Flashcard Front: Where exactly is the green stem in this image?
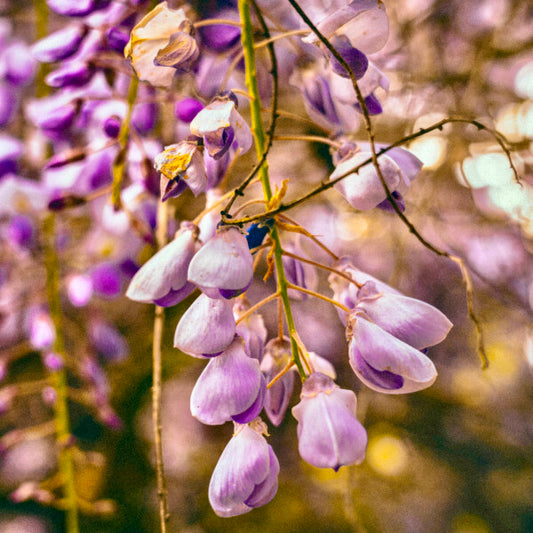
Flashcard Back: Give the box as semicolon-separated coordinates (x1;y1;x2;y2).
111;76;139;210
34;0;50;97
238;0;306;378
43;213;79;533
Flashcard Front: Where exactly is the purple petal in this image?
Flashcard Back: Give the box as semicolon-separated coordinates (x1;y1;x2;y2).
191;338;262;425
356;289;453;349
188;226;253;297
173;294;236;356
292;373;367;470
126;223;200;303
349;317;437;394
232;375;266;424
208;424;275;517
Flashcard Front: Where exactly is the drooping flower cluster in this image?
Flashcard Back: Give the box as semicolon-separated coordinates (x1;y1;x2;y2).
116;0;456;519
7;0;521;527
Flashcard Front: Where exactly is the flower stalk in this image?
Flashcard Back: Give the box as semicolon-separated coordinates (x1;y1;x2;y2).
43;213;79;533
238;0;305;378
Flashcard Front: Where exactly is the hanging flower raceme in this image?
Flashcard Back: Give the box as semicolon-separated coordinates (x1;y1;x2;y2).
189;91;253;159
188;225;254;299
209;419;279;517
292;372;367;471
126;221;200;307
154;139;208;200
190;337;265;425
124;2;199;87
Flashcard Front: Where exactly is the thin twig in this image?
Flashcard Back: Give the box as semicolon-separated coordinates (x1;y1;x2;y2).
153;202;169;532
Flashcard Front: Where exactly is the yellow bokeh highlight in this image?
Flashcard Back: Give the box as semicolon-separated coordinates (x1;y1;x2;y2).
451;513;491;533
367;434;408;476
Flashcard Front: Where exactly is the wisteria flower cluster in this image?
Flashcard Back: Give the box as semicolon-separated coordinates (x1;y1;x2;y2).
118;0;454;518
2;0;530;530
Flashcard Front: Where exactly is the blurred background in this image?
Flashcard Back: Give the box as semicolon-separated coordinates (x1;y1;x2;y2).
0;0;533;532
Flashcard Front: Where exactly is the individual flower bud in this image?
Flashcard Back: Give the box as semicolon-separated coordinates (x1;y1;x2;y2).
354;92;382;115
106;27;129;53
152;20;199;73
126;221;200;306
89;320;128;362
199;12;241;52
132;101;158;135
327;35;368;79
190;337;263;425
330;149;402;211
189;92;253;159
43;351;64;371
90;262;122;298
292;68;342;132
292;372;367;471
174;293;236;357
28;310;56;350
103;115;121;138
282;241;318;301
260;338;294;427
154;140;207;200
6;214;34;249
348;315;438;394
124;2;196;87
45;61;94;88
26;97;79;137
209;419;279;517
3;42;36;86
188;226;254;299
46;0;107;17
32;24;88;63
0;135;22;177
355;281;452;350
307;351;337;379
234;299;267;361
175;98;203;123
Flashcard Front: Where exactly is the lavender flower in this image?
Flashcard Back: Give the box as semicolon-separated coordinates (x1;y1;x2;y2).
154;140;207;200
348;315;438;394
292;372;367;471
32;24;88;63
174;293;236;357
209;419;279;517
126;222;200;306
189;92;253;159
124;2;197;87
260;338;294;427
188;226;254;299
190;337;264;425
330;149;402;211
